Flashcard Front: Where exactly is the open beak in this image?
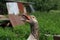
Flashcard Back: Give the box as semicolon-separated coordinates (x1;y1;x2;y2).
22;15;30;20
22;15;31;23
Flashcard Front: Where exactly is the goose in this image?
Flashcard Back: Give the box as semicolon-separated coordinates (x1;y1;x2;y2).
22;15;39;40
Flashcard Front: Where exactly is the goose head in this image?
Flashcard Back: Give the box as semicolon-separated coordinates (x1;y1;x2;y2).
22;15;38;23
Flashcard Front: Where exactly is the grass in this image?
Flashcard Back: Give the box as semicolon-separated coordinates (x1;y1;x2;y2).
31;11;60;40
32;11;60;34
0;11;60;40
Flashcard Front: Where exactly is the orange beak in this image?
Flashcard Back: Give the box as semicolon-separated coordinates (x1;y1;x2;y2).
22;15;30;20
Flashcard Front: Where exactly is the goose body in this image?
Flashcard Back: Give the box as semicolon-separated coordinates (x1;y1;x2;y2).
27;34;37;40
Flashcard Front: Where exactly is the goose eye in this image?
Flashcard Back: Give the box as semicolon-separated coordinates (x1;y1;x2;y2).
33;17;34;18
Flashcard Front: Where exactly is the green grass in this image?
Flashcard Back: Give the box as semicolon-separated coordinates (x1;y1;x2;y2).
32;11;60;34
0;11;60;40
31;11;60;40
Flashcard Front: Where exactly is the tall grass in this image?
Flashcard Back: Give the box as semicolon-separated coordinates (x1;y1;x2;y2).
0;11;60;40
0;24;30;40
31;11;60;40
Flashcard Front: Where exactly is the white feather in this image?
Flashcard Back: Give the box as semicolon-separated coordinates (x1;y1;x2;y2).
27;34;37;40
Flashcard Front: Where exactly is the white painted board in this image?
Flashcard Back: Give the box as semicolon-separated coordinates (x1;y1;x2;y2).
6;2;20;15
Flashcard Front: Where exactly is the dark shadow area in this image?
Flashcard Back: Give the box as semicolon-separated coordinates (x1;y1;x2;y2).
0;20;12;28
0;2;8;15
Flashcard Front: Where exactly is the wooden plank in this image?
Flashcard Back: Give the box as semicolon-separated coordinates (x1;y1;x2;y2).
54;36;60;40
17;2;24;13
17;2;27;15
0;18;9;20
8;14;24;27
8;14;18;26
0;15;9;20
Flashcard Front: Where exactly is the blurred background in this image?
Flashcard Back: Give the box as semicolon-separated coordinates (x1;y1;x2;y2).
0;0;60;40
